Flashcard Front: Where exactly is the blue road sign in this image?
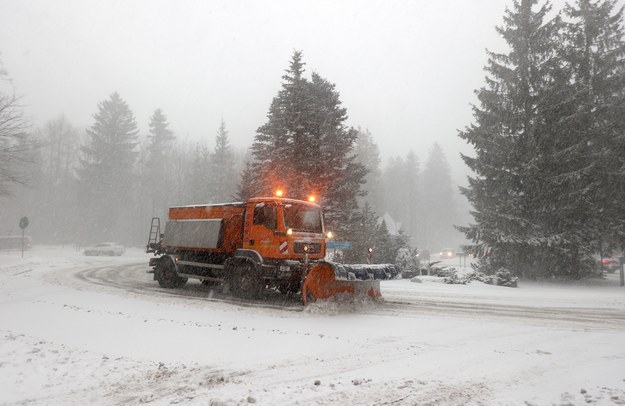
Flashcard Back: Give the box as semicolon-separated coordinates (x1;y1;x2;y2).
327;241;352;250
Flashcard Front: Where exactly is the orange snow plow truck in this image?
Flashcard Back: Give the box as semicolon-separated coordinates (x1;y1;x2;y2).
146;196;399;304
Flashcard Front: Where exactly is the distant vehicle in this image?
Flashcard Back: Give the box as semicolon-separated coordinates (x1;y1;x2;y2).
0;236;32;250
599;257;619;273
439;248;455;259
416;249;430;262
83;242;125;256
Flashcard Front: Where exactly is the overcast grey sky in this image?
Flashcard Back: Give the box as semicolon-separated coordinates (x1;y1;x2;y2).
0;0;580;182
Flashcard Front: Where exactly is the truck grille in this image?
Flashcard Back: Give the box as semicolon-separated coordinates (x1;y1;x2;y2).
294;242;321;254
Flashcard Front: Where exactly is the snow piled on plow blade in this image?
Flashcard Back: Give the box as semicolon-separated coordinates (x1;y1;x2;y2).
301;261;400;305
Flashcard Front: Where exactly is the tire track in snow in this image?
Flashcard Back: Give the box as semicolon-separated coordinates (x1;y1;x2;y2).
380;298;625;330
68;262;304;312
56;261;625;330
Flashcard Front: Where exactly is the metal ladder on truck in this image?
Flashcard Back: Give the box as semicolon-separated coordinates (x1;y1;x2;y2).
146;217;161;253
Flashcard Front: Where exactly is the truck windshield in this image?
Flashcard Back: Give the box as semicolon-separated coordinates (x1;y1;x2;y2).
283;204;323;233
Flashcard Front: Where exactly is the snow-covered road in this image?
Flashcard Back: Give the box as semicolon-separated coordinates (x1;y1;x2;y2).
1;246;624;405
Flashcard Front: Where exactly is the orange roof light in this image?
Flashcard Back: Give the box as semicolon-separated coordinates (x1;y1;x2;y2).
275;189;284;197
307;195;316;202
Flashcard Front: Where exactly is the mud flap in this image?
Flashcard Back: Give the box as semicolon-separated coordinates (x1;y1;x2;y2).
301;261;399;305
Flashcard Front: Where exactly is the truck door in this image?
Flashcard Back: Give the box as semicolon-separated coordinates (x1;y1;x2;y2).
243;203;279;257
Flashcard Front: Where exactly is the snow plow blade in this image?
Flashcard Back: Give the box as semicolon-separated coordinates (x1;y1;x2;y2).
301;261;400;305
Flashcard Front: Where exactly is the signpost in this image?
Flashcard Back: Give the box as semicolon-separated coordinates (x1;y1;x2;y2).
19;216;29;258
618;257;625;286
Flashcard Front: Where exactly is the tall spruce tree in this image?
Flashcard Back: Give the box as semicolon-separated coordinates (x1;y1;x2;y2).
380;156;405;225
354;128;383;212
343;202;380;263
378;152;420;246
342;202;408;264
188;142;211;203
422;143;455;251
563;0;625;255
210;119;237;202
458;0;569;278
402;151;420;245
374;220;394;263
236;160;255;201
248;51;366;236
77;92;139;244
144;109;176;217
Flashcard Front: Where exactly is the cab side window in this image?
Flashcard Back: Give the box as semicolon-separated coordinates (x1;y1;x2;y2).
253;204;277;230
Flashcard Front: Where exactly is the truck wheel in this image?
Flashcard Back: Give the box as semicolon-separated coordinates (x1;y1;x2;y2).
155;257;188;289
277;276;302;295
226;258;263;299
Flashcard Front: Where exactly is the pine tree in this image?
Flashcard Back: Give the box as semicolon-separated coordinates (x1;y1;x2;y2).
170;142;195;206
188;142;211;203
374;220;395;264
458;0;567;277
402;151;420;244
236;159;255;201
210;119;237;202
248;50;366;236
378;152;420;246
343;202;379;263
77;92;139;243
354;127;383;211
250;51;306;197
422;143;455;251
380;156;405;228
342;203;409;264
563;0;625;255
144;109;176;217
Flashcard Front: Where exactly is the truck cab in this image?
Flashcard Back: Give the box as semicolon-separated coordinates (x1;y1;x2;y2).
243;197;326;261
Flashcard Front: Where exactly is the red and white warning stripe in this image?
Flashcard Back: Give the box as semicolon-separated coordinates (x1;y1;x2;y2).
279;241;289;254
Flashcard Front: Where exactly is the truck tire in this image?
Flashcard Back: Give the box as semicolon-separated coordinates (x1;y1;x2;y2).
225;258;263;299
155;257;188;289
277;273;302;294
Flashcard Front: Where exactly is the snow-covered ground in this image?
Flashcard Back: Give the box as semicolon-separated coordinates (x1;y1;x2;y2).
1;246;624;405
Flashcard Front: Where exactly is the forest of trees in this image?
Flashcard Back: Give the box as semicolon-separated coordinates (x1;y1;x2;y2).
0;51;461;264
4;0;622;278
459;0;625;278
0;89;245;246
